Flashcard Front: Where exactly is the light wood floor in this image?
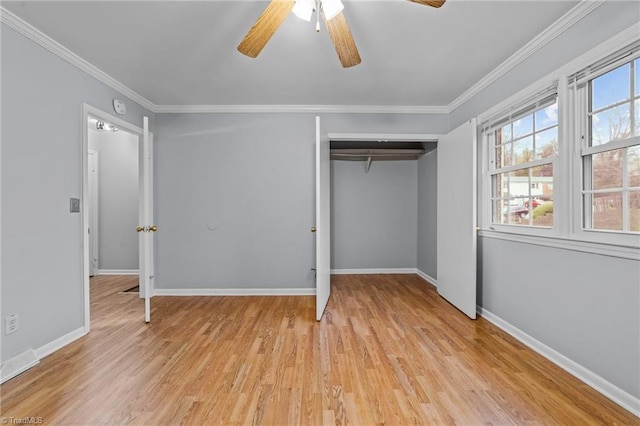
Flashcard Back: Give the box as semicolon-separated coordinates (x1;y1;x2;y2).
0;274;636;425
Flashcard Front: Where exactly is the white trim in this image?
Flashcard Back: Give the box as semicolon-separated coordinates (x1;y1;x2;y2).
34;327;86;360
0;2;608;116
479;230;639;261
416;269;437;287
82;103;145;334
0;327;86;384
330;268;417;275
153;288;316;297
98;269;139;276
154;104;448;114
448;0;605;112
328;133;440;142
0;349;39;384
478;307;640;418
477;23;640;249
0;7;155;112
477;23;640;125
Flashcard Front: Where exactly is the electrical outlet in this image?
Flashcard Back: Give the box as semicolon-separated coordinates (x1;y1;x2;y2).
5;314;18;335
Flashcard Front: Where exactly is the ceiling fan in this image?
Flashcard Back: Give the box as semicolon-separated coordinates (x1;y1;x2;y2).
237;0;446;68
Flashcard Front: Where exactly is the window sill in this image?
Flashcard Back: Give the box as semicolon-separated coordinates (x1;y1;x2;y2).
478;228;640;261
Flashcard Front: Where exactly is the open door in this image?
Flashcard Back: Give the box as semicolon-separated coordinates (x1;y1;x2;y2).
315;116;331;321
437;119;477;319
138;116;155;323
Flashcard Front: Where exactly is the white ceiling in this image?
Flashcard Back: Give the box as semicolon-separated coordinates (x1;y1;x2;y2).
3;0;580;108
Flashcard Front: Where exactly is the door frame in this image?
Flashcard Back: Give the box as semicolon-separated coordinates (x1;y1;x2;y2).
88;149;99;277
81;103;146;333
316;130;440;319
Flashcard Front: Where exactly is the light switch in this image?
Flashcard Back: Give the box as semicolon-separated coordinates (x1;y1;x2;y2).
70;198;80;213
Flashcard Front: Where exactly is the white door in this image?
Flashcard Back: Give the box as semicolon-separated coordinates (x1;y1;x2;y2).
138;117;155;323
88;149;99;277
315;116;331;321
437;119;477;319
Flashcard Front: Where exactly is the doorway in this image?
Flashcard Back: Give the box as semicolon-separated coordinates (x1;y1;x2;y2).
87;117;139;277
82;104;154;331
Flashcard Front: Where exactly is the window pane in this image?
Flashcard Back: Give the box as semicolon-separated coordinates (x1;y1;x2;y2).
531;165;553;227
628;145;640;188
499;143;513;168
508;170;528;200
630;191;640;232
591;104;631;146
513;136;534;165
531;164;553;186
499;125;512;143
591;192;623;231
513;114;533;139
532;199;553;227
535;102;558;129
492;166;553;227
592;149;623;190
635;58;640;97
591;63;630;111
493;199;507;224
634;98;640;136
535;127;558;159
502;201;528;226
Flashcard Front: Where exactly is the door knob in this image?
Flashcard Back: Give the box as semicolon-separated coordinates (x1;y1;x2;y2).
311;226;316;233
150;225;158;232
136;226;144;233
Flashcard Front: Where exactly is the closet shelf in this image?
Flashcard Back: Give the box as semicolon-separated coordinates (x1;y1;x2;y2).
330;148;426;161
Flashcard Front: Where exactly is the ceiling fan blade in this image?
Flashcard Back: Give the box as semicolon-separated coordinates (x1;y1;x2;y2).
407;0;446;8
237;0;295;58
324;12;361;68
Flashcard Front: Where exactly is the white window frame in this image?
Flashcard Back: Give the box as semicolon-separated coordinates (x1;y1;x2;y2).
482;85;559;234
568;43;640;247
477;23;640;259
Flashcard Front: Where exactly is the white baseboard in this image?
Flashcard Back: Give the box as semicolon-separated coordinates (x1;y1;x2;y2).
0;326;86;384
153;288;316;297
34;327;86;360
331;268;417;275
478;307;640;418
0;349;39;384
416;269;437;287
98;269;139;276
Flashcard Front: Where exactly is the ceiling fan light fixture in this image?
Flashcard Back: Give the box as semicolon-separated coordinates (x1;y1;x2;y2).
321;0;344;21
292;0;315;22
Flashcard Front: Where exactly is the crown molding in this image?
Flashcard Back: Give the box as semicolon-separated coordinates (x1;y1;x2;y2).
327;133;440;142
447;0;606;113
153;104;449;114
0;7;156;112
2;1;605;116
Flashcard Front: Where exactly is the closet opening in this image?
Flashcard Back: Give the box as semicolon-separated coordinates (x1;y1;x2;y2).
330;140;437;172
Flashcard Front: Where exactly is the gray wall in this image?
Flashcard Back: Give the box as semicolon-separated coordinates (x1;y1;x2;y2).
89;129;139;271
154;114;317;289
154;112;446;290
331;160;417;270
478;237;640;398
450;0;640;129
1;23;153;362
2;0;638;405
417;151;437;280
448;2;640;399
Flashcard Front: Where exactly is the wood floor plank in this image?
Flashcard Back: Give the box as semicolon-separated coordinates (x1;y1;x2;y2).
0;274;637;425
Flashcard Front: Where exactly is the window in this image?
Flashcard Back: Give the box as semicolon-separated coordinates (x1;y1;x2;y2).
479;33;640;255
484;89;558;228
577;55;640;233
